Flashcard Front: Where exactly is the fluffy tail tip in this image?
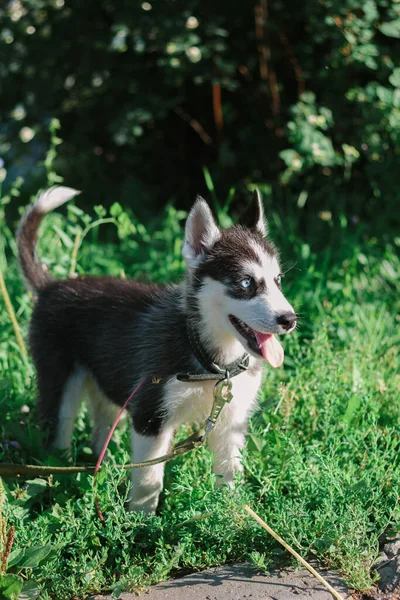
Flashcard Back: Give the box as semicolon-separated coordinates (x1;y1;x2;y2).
35;186;81;214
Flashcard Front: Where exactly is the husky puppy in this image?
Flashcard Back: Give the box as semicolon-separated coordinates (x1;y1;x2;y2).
17;187;296;513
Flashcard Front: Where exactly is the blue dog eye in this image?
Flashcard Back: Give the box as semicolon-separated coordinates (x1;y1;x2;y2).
240;277;253;289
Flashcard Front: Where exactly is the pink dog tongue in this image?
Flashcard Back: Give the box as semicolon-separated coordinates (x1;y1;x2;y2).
255;332;284;368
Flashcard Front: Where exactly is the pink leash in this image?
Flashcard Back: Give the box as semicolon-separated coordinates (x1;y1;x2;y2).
93;377;147;522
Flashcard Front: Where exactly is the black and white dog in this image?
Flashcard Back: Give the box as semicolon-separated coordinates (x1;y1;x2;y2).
17;187;296;513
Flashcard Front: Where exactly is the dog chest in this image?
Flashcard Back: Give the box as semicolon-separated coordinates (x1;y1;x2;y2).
162;368;262;430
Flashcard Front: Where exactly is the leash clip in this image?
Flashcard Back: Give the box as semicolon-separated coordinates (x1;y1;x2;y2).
200;376;233;443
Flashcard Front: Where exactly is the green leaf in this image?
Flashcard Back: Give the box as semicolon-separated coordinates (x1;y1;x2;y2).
7;549;25;568
67;204;85;217
0;574;23;600
376;86;393;105
94;205;107;219
23;479;48;500
300;91;316;104
110;202;123;218
202;166;214;193
343;394;361;424
111;584;123;599
19;580;40;600
8;545;54;569
247;433;266;453
380;19;400;39
279;149;300;167
389;68;400;88
95;468;108;486
51;225;74;249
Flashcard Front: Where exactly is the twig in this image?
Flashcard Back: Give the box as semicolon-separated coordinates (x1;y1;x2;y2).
176;513;213;529
212;82;224;144
174;108;213;145
0;458;175;477
0;464;96;476
69;230;82;277
254;0;280;118
244;505;345;600
279;31;305;97
0;264;28;361
255;3;269;82
318;1;348;42
68;218;116;277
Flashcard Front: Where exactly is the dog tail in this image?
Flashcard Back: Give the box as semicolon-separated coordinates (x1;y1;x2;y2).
17;186;80;291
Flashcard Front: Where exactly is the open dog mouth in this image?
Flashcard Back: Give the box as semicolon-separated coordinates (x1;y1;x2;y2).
229;315;284;368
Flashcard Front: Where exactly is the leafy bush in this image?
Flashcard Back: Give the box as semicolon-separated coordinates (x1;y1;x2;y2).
1;0;399;220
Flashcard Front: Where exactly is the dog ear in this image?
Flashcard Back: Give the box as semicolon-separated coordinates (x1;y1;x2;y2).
239;189;268;236
182;196;220;267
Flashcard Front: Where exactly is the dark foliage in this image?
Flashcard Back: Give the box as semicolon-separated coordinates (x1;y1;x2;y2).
1;0;400;222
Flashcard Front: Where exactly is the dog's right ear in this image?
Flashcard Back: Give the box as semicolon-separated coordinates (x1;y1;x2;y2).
182;196;220;268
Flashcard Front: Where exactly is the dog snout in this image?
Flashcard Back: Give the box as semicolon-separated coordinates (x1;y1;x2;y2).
276;312;297;331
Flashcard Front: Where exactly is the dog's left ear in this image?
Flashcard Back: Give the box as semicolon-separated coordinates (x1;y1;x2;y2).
239;189;268;236
182;196;221;268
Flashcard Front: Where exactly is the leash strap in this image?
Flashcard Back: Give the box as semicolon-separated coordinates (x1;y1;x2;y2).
0;375;234;478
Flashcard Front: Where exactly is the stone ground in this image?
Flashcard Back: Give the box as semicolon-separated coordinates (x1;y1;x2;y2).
373;536;400;597
92;564;351;600
93;536;400;600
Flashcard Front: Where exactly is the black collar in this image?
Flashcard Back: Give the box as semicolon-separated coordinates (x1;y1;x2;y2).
176;320;250;382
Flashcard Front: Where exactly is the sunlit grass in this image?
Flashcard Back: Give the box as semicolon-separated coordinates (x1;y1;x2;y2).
0;191;399;598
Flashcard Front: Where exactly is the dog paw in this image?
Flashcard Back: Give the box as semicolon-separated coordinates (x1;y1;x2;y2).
128;495;158;515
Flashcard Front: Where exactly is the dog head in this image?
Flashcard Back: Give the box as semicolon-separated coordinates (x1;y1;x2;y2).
182;190;296;367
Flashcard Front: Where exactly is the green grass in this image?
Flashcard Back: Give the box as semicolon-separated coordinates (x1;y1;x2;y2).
0;187;400;600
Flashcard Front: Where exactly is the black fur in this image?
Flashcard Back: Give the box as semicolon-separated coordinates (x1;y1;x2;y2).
238;189;267;234
29;278;213;437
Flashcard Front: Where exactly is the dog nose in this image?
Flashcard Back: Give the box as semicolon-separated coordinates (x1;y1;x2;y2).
277;312;297;331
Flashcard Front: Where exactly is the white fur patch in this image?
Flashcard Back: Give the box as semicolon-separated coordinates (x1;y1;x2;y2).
86;377;121;456
53;369;122;456
162;368;262;484
183;197;220;269
53;367;86;450
35;186;80;214
252;189;268;236
196;278;248;364
129;426;174;514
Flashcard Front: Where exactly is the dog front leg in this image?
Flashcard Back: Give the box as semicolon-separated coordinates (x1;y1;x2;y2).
129;426;174;514
207;419;246;487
